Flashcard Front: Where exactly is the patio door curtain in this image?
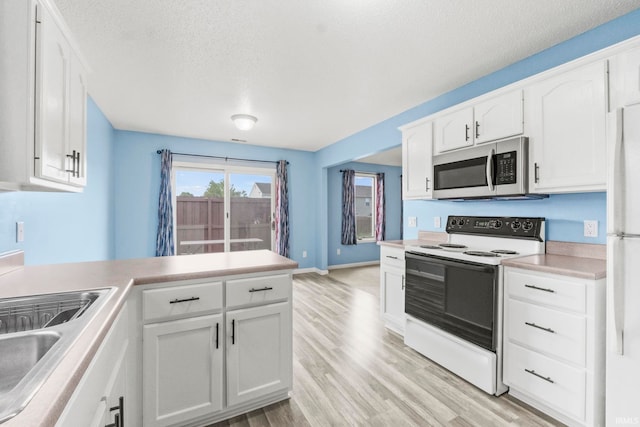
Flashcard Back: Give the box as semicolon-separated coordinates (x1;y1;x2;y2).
156;149;175;256
375;172;385;241
341;169;357;245
275;160;290;258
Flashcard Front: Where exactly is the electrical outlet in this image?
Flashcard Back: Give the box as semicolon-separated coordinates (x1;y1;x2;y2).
337;248;341;255
16;222;24;242
408;217;417;227
584;220;598;237
302;250;307;258
434;216;441;228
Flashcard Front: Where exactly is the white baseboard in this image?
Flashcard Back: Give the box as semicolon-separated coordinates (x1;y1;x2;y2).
293;267;329;275
328;260;379;270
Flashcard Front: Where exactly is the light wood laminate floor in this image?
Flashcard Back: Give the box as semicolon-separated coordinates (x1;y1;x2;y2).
211;267;562;427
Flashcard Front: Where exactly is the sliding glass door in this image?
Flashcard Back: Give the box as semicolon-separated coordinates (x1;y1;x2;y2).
173;164;275;255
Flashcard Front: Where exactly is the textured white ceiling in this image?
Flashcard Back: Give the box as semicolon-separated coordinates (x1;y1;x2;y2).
55;0;640;153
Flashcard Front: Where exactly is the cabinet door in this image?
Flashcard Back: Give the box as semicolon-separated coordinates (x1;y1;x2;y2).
380;264;405;335
526;61;608;193
402;121;433;199
143;314;223;427
434;107;473;153
34;5;70;184
620;46;640;107
227;302;291;407
474;90;523;144
67;54;87;186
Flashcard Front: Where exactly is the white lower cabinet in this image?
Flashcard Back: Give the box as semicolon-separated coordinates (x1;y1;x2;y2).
142;314;223;427
503;267;605;427
227;302;291;406
139;273;293;427
57;301;132;427
379;246;405;335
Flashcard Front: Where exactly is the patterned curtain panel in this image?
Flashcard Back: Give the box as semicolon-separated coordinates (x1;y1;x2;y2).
155;149;175;256
341;169;357;245
275;160;290;258
375;173;385;241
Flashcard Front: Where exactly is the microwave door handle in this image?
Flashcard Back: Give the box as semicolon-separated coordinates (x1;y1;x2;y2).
486;149;495;191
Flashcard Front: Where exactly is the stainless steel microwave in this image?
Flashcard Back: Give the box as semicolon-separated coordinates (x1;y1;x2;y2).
432;137;529;199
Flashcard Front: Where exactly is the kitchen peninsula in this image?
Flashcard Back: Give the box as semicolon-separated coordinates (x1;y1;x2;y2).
0;250;297;427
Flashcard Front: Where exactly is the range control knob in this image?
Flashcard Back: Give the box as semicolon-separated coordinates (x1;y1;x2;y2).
523;220;534;231
458;219;465;226
494;220;503;229
450;218;458;227
511;220;521;230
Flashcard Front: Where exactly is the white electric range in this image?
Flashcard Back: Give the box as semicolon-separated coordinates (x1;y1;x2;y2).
403;215;545;396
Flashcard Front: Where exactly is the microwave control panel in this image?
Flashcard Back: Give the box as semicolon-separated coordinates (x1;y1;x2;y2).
495;151;517;185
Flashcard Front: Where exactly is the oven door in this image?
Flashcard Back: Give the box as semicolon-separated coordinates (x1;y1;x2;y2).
405;252;498;351
432;144;496;199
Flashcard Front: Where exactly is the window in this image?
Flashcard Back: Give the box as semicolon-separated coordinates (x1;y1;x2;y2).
355;173;376;241
172;161;275;255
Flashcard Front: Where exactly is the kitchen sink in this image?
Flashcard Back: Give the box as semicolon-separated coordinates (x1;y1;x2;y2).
0;332;60;395
0;288;114;424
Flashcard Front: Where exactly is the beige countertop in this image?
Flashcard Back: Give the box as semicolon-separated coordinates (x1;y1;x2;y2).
0;250;297;427
501;254;606;280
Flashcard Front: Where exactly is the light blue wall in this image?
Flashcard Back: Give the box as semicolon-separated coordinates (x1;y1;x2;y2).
112;131;317;269
0;98;116;265
312;9;640;268
403;193;607;243
327;162;402;266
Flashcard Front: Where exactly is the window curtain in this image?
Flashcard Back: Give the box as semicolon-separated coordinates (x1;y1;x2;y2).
375;172;385;241
341;169;357;245
155;149;175;256
275;160;290;258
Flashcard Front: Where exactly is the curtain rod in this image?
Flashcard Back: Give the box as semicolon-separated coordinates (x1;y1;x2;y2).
339;169;379;174
157;150;289;165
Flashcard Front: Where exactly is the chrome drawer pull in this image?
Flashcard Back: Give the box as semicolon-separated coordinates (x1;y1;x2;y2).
525;368;554;384
169;296;200;304
386;255;399;259
525;322;556;334
249;287;273;293
524;284;555;293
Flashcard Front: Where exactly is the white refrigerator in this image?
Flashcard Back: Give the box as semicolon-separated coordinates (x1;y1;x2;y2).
606;105;640;425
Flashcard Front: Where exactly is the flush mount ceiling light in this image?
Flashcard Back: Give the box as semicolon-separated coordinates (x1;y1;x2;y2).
231;114;258;131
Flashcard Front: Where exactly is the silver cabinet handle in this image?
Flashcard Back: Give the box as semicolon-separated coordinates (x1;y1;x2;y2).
524;284;555;293
249;286;273;293
169;297;200;304
525;322;555;334
525;368;554;384
386;255;399;260
425;177;430;191
534;163;540;183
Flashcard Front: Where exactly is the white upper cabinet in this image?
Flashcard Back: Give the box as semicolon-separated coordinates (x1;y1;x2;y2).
434;90;523;153
434;107;474;152
474;90;523;144
0;0;88;192
401;120;433;200
526;61;608;193
610;45;640;109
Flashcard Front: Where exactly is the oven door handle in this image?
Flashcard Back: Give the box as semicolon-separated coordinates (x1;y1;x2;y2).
486;148;495;192
405;252;497;273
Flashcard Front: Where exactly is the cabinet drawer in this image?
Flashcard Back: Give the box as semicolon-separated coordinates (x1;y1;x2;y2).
380;246;405;269
506;269;586;313
507;299;586;366
505;343;586;422
226;274;291;308
143;281;222;322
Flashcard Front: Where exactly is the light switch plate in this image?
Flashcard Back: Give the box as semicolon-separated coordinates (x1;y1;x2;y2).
408;217;417;227
434;216;441;228
584;220;598;237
